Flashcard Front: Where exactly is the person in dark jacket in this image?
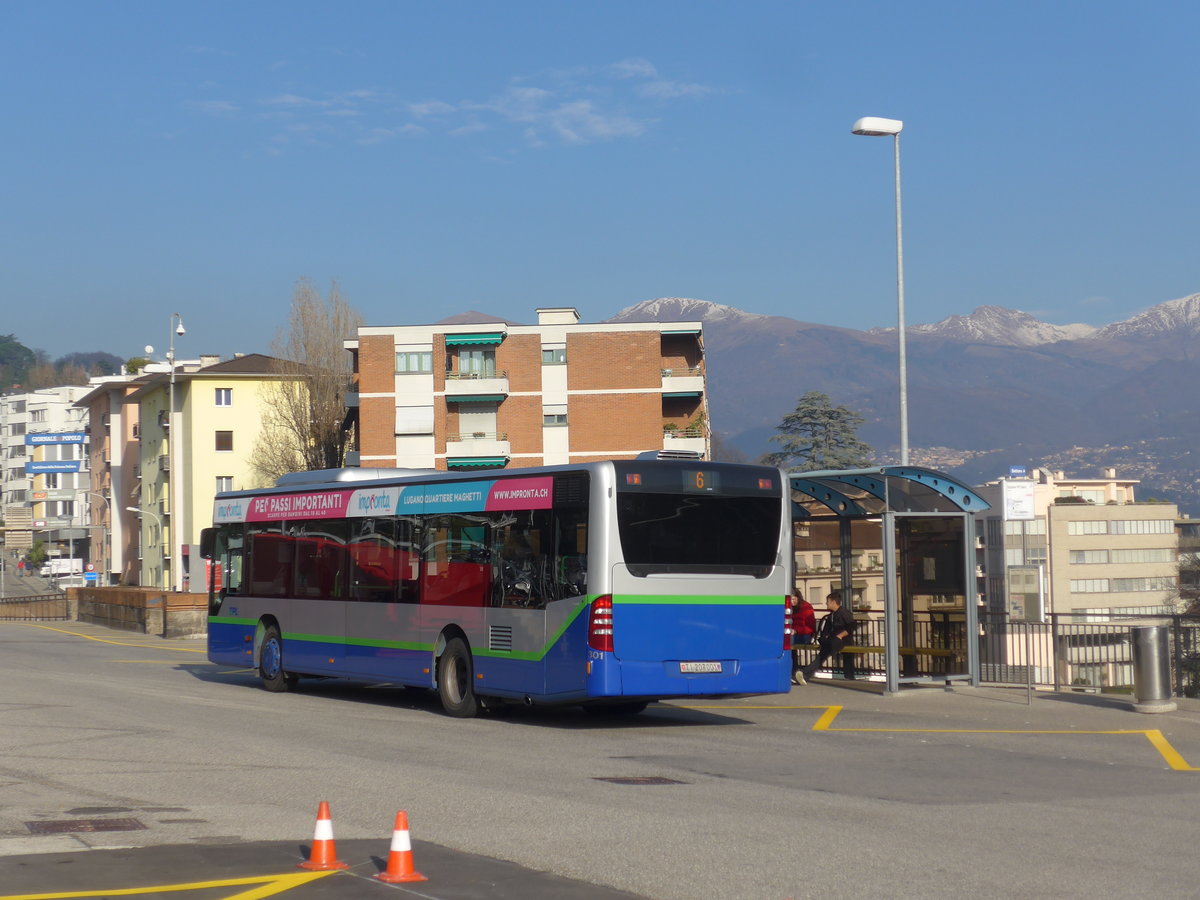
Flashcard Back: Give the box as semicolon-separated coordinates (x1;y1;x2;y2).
800;591;856;682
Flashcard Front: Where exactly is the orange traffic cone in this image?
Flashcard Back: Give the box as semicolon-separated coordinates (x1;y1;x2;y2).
298;801;350;870
375;810;427;883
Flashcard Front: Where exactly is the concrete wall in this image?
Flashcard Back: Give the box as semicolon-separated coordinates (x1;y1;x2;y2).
71;586;207;637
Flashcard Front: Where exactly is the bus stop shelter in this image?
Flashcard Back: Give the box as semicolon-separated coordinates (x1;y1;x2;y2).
789;467;991;693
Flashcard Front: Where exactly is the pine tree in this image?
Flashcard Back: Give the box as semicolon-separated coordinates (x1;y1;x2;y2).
762;391;874;471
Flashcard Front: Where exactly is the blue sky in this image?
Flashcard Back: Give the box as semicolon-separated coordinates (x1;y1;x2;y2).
3;1;1198;362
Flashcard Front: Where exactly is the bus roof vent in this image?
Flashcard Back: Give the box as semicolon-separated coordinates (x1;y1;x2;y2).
635;449;705;461
274;467;437;487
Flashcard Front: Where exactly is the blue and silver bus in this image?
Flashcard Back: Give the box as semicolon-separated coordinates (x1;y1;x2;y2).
201;459;792;716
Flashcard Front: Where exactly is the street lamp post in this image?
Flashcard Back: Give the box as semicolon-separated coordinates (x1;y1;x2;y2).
85;490;111;585
852;116;909;466
127;505;168;634
126;506;166;590
167;313;185;592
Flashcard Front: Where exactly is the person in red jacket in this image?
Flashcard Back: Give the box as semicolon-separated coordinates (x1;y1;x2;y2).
789;592;816;684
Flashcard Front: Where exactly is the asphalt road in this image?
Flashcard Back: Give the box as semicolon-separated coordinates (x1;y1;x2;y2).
4;621;1200;899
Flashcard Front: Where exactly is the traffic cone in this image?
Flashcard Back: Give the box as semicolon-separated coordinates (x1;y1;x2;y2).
375;810;427;883
298;801;350;870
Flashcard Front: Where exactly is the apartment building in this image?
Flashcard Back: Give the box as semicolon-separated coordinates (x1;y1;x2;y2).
976;468;1179;619
124;353;300;590
346;307;708;470
1;385;91;560
74;374;152;585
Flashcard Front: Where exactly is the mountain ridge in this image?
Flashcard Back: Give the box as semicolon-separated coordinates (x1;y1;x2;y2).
605;292;1200;513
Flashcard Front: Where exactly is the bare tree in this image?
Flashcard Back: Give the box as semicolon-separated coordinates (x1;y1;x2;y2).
250;278;362;483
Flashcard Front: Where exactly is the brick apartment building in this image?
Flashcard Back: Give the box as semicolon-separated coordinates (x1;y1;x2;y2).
345;307;708;470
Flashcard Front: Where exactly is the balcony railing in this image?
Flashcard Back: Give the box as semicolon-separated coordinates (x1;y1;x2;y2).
663;427;704;438
661;366;702;377
447;432;509;442
447;370;508;380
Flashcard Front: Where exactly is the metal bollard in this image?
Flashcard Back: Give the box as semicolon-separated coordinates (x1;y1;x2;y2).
1130;625;1177;713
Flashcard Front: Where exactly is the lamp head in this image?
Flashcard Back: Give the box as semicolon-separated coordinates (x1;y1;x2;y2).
125;507;140;514
175;321;186;336
852;116;904;136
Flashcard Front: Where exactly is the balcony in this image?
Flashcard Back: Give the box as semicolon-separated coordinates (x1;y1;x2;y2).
344;391;359;408
663;426;706;456
158;454;170;472
445;370;509;401
660;366;704;396
446;432;511;460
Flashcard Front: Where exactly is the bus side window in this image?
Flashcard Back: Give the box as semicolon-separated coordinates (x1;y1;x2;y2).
348;518;398;603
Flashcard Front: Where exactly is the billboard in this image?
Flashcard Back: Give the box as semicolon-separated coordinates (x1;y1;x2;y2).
1002;479;1036;521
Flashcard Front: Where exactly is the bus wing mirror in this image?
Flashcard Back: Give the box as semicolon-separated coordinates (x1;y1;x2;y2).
200;527;216;560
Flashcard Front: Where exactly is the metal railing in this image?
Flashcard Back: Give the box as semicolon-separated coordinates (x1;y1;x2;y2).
661;367;702;377
663;427;705;438
794;610;1200;697
446;432;509;442
446;370;508;380
979;610;1200;696
0;593;68;621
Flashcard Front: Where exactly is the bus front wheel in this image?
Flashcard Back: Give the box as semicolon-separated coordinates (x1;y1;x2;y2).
437;637;479;718
259;624;298;693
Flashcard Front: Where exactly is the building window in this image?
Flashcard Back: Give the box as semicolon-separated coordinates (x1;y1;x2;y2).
1070;579;1109;593
1111;576;1177;592
216;476;233;492
396;351;433;374
541;348;567;365
454;348;496;377
215;431;234;452
1110;548;1175;564
1067;521;1108;536
1070;550;1110;565
1110;519;1174;535
543;413;568;426
215;388;233;407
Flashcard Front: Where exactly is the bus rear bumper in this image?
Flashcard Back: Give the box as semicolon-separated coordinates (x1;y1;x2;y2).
588;655;790;698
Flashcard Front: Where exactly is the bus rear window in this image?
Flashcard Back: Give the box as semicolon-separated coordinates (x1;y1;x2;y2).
616;493;780;577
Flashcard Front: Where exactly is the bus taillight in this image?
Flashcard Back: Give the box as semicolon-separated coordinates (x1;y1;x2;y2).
783;602;793;651
588;595;614;652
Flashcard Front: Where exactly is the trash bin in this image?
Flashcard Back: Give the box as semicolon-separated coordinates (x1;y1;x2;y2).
1130;625;1177;713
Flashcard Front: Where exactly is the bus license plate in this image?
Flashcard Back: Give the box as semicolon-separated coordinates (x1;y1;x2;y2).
680;661;722;674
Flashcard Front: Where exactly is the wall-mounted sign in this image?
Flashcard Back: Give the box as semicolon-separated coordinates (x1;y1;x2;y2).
25;461;82;474
32;490;76;501
25;432;86;445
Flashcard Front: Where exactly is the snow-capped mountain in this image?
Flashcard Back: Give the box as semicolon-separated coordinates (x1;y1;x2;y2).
1093;293;1200;340
870;305;1096;346
608;297;769;324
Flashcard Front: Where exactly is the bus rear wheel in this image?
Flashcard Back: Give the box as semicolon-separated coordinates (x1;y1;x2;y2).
259;624;298;693
437;637;479;718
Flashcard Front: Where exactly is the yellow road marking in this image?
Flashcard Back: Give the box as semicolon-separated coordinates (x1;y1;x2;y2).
0;870;336;900
676;703;1200;771
6;623;205;653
